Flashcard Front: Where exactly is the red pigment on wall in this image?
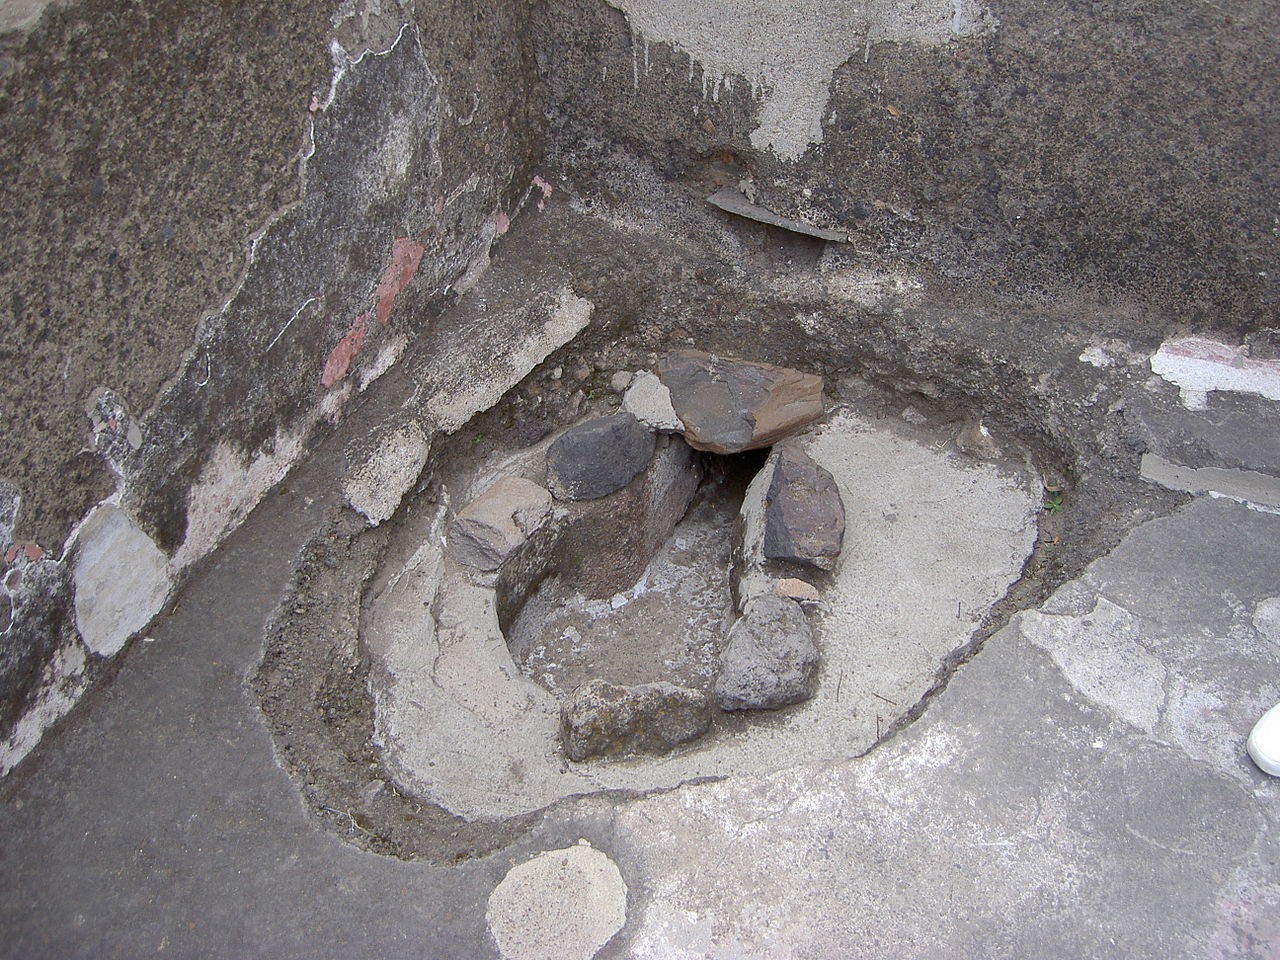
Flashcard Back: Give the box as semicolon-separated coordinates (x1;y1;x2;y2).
373;237;426;326
494;210;510;236
321;313;370;388
3;543;41;564
322;236;426;387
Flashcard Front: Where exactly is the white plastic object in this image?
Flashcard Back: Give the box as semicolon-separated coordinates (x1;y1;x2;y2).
1247;702;1280;777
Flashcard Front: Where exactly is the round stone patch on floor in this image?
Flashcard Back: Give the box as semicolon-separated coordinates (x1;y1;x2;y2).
486;840;628;960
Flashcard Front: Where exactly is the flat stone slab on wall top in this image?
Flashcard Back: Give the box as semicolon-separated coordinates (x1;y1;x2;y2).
656;350;824;454
545;413;657;501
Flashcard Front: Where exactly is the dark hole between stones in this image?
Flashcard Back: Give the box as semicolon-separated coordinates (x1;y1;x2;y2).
496;447;769;701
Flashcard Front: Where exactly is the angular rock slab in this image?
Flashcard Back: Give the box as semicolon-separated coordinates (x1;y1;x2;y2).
763;442;845;571
561;678;712;761
545;413;656;501
715;594;819;711
451;477;553;572
656;350;824;453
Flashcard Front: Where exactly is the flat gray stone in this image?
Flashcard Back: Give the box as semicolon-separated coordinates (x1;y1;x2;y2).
762;443;845;571
656;350;823;454
545;414;656;501
450;477;553;571
715;594;819;711
561;679;712;761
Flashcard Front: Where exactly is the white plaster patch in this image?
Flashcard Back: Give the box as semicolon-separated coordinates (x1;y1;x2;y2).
172;427;309;571
1079;345;1114;368
486;841;628;960
623;371;684;432
71;504;172;657
357;333;408;392
1150;336;1280;410
1140;453;1280;512
1022;596;1167;733
342;419;430;525
607;0;991;159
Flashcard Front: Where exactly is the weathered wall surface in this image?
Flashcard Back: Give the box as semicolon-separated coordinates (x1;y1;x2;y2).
536;0;1279;333
0;0;544;771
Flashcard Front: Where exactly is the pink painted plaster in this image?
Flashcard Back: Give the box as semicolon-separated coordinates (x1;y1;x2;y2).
322;313;370;388
373;237;426;326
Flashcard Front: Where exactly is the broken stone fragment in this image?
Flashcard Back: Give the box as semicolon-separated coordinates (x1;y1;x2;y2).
450;477;552;571
715;594;819;711
773;577;821;603
762;443;845;572
623;371;684;432
561;679;712;761
545;413;656;501
656;350;823;453
341;418;431;526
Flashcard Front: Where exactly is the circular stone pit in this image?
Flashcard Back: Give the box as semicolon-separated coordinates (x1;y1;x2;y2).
360;353;1041;822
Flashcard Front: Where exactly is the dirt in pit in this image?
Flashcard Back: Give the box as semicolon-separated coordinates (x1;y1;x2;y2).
505;455;764;700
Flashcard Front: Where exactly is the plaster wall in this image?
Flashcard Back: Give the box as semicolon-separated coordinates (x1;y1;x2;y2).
537;0;1279;331
0;0;545;771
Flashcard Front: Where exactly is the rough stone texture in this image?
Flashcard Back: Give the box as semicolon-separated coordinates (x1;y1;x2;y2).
714;594;819;711
545;413;656;501
657;350;824;454
561;678;712;761
485;842;628;960
762;443;845;572
537;0;1279;335
342;419;431;526
0;0;548;760
451;477;553;572
623;371;684;432
551;433;701;598
955;418;1001;460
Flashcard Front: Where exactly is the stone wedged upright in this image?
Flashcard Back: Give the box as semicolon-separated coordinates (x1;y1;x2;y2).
714;594;820;711
762;443;845;572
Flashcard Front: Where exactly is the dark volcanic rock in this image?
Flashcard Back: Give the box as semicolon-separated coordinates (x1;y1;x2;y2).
656;350;823;454
561;679;712;761
545;414;657;501
763;444;845;572
715;595;820;711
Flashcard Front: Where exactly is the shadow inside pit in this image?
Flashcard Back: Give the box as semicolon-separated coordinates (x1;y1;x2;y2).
499;450;768;701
